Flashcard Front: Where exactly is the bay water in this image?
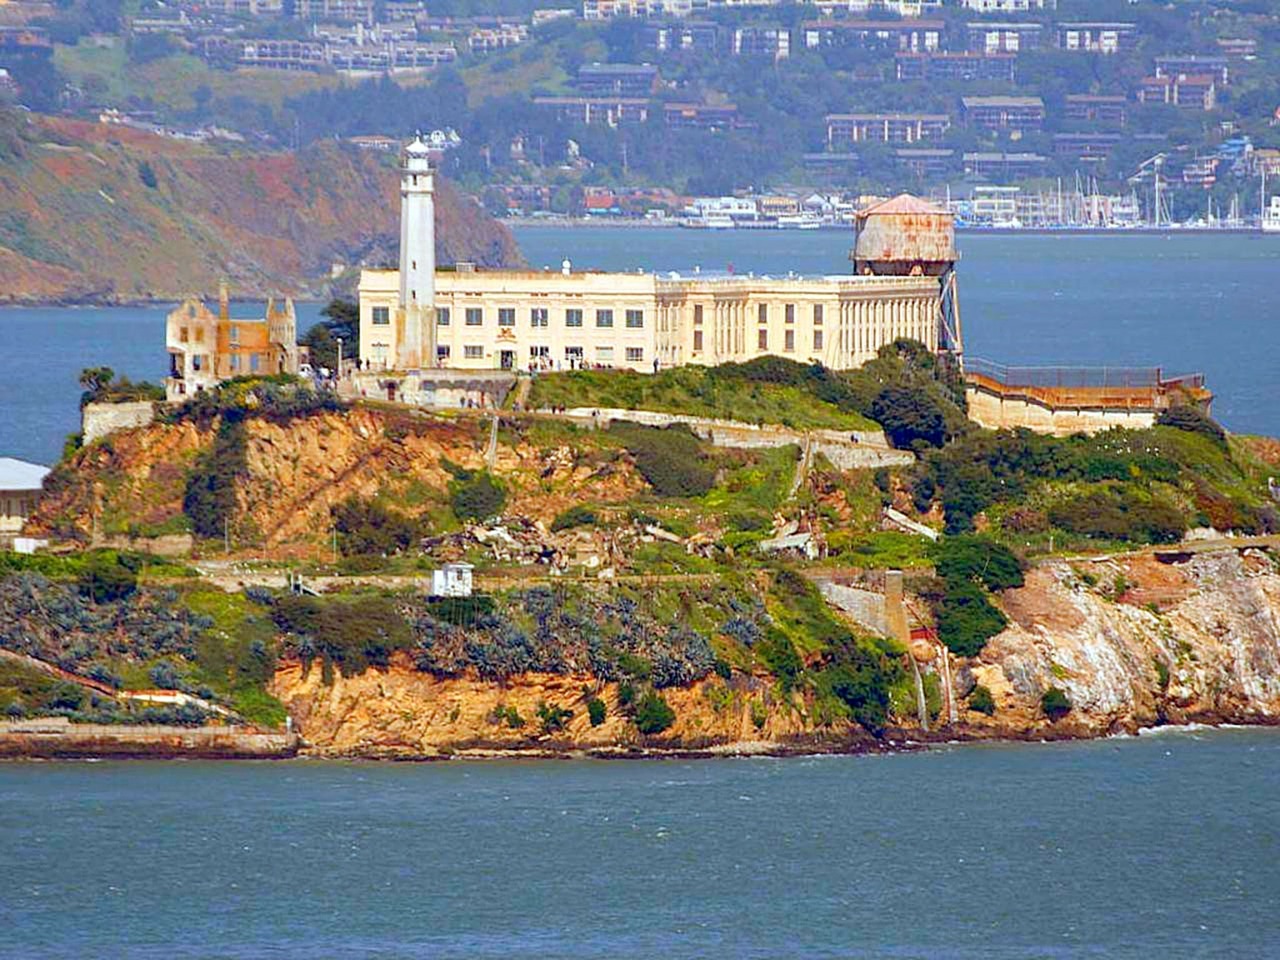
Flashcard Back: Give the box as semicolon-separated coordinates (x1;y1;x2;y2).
1;728;1278;958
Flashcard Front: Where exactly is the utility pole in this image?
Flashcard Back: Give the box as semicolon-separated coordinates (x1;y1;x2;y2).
336;336;343;385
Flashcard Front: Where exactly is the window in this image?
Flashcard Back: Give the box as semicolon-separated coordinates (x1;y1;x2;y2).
626;347;644;362
785;304;795;324
565;309;583;327
195;327;204;343
565;345;584;365
813;330;823;351
192;355;203;371
693;330;703;351
180;326;189;343
437;345;451;361
498;308;515;327
784;330;795;352
250;353;260;373
625;309;644;329
531;308;548;328
464;345;484;359
758;303;768;324
465;307;483;326
229;324;239;343
693;304;703;326
813;304;823;326
530;345;549;358
758;328;768;350
596;309;613;328
596;345;614;362
229;354;240;372
437;308;450;326
372;306;390;325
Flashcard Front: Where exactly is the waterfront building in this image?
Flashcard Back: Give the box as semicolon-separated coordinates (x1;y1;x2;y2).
164;285;299;401
1063;94;1127;126
357;139;962;389
895;52;1015;83
1139;74;1216;111
965;21;1042;54
1054;22;1139;54
801;19;943;53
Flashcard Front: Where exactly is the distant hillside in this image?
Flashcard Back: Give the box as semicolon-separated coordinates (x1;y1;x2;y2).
0;111;523;304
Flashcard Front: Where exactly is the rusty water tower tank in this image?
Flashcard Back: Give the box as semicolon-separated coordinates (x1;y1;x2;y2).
852;194;957;277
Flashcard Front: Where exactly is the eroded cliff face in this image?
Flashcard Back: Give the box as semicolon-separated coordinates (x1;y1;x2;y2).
968;550;1280;737
269;549;1280;758
270;656;867;758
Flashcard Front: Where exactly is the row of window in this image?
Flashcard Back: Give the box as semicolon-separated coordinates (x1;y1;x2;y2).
371;303;831;329
437;345;647;362
690;329;823;353
692;303;824;326
370;306;647;329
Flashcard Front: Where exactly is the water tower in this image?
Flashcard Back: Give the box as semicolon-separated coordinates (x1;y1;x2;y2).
852;194;962;354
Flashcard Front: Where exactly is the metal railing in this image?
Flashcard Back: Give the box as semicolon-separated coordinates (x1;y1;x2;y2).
965;357;1203;391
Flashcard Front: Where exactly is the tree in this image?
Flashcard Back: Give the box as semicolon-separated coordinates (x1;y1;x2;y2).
1041;686;1072;722
301;298;359;370
137;160;158;189
871;384;947;450
633;691;675;734
452;471;507;521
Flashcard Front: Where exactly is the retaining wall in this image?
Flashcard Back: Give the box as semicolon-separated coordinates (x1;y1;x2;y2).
82;401;157;445
0;719;298;759
966;386;1156;437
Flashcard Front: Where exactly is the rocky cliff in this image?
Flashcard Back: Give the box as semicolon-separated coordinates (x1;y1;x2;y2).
0;111;522;304
268;548;1280;758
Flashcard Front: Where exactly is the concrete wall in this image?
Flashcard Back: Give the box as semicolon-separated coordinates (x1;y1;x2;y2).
966;386;1156;437
82;400;156;445
559;407;915;468
816;580;890;635
0;718;298;759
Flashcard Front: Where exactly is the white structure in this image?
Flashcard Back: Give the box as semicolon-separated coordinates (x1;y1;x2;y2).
0;458;49;542
358;140;961;378
431;562;474;598
397;135;437;369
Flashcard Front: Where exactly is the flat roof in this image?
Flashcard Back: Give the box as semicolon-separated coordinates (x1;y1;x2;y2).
962;96;1045;108
0;457;49;491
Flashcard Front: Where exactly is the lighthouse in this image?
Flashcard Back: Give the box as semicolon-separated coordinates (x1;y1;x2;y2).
396;134;435;369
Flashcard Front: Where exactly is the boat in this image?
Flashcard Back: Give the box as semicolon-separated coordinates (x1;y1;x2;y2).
777;215;822;230
1263;196;1280;234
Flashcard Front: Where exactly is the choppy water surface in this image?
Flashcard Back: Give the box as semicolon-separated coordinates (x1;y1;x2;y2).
2;728;1278;958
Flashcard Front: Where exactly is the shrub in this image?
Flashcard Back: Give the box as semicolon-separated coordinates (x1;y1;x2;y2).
78;553;138;604
332;497;422;556
551;505;598;532
969;684;996;716
935;535;1024;592
633;691;676;734
451;471;507;521
149;661;181;690
1048;489;1185;544
936;579;1007;658
273;594;413;677
755;628;803;691
1041;686;1072;721
183;417;248;539
537;701;574;733
1156;405;1226;445
609;422;714;497
871;384;947;450
587;697;606;726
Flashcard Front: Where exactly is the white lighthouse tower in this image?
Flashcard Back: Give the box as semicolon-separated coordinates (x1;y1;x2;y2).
396;134;435;369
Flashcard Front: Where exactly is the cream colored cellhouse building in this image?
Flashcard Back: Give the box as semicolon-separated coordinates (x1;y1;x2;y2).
358;138;962;380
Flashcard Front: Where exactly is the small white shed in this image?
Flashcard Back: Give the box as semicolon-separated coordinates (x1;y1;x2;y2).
431;562;474;598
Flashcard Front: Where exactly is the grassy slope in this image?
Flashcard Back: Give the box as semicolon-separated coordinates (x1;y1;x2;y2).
527;368;880;432
54;44;339;113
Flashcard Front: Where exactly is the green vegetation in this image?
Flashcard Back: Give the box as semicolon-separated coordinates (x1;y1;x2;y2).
183;416;248;540
1041;686;1073;722
551;504;598;532
969;684;996;716
271;593;414;678
536;700;574;733
78;367;164;410
587;696;606;726
632;690;675;735
451;470;508;521
929;536;1023;659
608;422;714;497
302;298;360;370
529;360;878;431
332;497;423;557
